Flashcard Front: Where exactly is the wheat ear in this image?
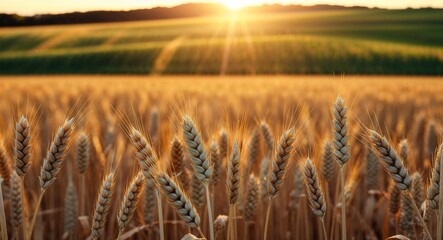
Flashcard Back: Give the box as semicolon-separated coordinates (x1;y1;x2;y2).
428;147;441;210
182;115;213;182
398;139;409;164
388;182;401;228
91;173;115;240
369;129;432;239
0;142;12;185
27;118;74;240
181;116;214;240
365;147;379;190
332;96;349;240
64;180;77;235
117;172;145;238
321;141;334;181
76;132;90;174
129;128;164;240
226;140;240;240
264;128;295;240
244;175;259;223
303;158;328;240
0;138;11;240
261;122;274;157
143;180;155;225
192;174;205;208
76;132;89;215
10;173;22;227
227;140;241;205
399;191;414;238
219;129;228;161
428;147;443;239
243;175;259;240
14;115;31;177
170;136;184;176
13;115;31;239
157;173;203;235
210;140;221;186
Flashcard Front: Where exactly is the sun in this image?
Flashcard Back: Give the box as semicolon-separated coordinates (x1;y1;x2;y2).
222;0;252;10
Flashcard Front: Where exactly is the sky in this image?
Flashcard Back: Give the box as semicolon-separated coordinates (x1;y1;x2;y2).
1;0;442;15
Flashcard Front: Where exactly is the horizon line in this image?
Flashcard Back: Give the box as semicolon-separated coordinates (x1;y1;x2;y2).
2;2;442;17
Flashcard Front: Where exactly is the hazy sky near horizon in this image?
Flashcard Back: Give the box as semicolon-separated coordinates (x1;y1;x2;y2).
2;0;442;15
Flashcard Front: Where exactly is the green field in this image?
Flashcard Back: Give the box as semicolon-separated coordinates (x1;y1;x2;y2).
0;9;442;75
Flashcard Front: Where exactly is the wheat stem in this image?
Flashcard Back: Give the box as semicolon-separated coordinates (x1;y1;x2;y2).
19;179;26;240
0;180;7;240
263;198;272;240
438;150;443;240
204;183;215;240
155;189;165;240
406;192;432;239
321;218;328;240
26;190;45;240
340;167;346;240
81;174;86;215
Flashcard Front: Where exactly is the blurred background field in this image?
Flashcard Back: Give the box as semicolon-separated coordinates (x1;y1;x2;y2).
1;7;442;75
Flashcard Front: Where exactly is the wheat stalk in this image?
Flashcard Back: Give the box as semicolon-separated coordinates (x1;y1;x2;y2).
129;128;164;240
76;132;89;215
27;118;74;240
91;173;115;240
332;96;349;240
117;172;145;238
181;115;214;240
264;128;295;240
226;140;240;240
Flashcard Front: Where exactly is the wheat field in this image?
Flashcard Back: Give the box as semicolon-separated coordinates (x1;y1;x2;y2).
0;75;443;240
1;9;442;75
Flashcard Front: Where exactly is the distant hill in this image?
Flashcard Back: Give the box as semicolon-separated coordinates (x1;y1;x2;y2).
0;3;379;27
